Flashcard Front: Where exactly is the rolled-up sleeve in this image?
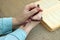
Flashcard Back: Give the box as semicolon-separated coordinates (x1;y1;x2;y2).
0;18;12;35
0;28;27;40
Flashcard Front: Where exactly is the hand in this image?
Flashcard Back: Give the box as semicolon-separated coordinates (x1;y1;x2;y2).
20;11;42;35
12;3;42;29
22;3;42;21
21;4;42;27
20;5;43;35
25;8;42;27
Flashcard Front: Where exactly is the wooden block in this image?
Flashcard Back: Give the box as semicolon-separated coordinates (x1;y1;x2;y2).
35;0;60;31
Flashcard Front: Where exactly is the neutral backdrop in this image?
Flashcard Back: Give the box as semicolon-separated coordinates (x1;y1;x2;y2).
0;0;60;40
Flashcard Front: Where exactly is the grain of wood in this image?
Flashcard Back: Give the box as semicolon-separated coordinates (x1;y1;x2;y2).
35;0;60;31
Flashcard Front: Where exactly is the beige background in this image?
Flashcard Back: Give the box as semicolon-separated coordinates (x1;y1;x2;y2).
0;0;60;40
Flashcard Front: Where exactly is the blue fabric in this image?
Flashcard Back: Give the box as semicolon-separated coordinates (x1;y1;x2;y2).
0;18;12;35
5;28;27;40
0;18;27;40
0;28;27;40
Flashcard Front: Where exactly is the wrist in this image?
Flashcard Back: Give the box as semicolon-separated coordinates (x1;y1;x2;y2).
19;21;40;35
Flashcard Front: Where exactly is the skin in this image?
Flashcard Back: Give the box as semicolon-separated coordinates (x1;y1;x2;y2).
20;10;42;35
12;3;41;26
12;3;42;35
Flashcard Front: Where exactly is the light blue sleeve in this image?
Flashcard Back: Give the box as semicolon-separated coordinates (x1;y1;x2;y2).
0;18;12;35
0;28;27;40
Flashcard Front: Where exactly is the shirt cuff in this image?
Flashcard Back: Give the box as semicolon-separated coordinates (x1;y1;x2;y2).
0;17;12;35
10;28;27;40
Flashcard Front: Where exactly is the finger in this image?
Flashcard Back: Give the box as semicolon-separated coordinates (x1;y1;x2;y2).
25;3;37;11
31;12;42;20
29;7;42;17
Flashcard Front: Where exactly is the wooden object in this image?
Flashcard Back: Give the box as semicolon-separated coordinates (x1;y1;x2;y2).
35;0;60;31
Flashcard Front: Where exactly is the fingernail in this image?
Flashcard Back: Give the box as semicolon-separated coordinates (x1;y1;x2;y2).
37;4;43;12
37;4;39;7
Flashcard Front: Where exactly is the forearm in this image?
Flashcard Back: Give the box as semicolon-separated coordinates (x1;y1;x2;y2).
19;21;40;35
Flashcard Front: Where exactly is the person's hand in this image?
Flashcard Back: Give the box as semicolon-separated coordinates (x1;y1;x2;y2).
26;8;42;27
22;3;42;21
20;5;43;35
21;4;42;27
12;3;42;29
